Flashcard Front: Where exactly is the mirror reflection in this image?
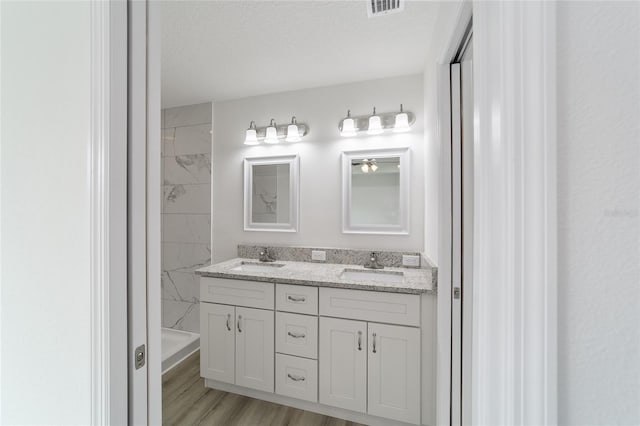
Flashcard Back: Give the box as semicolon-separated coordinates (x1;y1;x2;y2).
342;148;409;234
350;157;401;226
251;164;291;224
244;155;299;232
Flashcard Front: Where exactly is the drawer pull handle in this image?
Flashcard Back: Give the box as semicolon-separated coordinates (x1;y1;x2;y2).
287;373;305;382
226;314;231;331
372;332;377;353
287;331;306;339
237;315;242;333
287;295;306;302
357;331;362;351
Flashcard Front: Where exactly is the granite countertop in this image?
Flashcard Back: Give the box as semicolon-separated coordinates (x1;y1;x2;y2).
196;258;436;295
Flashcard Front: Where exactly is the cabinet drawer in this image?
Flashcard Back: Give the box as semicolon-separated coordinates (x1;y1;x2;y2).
276;312;318;359
319;288;420;326
275;354;318;403
276;284;318;315
201;277;274;309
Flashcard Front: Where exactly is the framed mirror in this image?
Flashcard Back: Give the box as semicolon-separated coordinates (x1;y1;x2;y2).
244;154;299;232
341;148;410;234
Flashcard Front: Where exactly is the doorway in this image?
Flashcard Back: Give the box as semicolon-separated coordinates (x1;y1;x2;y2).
450;24;473;426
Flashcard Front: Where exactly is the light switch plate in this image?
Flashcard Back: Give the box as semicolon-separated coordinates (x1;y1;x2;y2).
402;255;420;267
311;250;327;262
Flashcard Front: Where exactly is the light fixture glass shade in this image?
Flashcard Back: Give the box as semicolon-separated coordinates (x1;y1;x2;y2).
286;124;301;142
244;122;259;145
361;163;369;173
394;112;410;132
367;108;383;135
341;118;357;136
264;119;279;144
370;163;378;172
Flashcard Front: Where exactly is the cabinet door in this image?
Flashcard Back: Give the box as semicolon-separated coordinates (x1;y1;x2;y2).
319;317;367;413
368;323;421;424
235;307;275;392
200;303;235;384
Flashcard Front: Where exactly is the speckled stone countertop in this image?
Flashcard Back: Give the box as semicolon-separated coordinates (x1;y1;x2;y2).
196;258;436;295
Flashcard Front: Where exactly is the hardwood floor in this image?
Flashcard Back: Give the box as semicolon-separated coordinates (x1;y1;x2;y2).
162;351;366;426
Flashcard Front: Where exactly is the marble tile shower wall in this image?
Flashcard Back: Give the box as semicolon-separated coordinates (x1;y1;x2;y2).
161;102;212;333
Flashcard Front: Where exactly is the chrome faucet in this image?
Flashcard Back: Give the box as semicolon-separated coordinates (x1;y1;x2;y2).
258;247;275;263
364;252;384;269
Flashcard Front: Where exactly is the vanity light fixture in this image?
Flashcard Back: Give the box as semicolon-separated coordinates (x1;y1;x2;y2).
338;106;415;137
340;110;357;137
242;117;309;145
394;104;410;132
285;116;301;142
264;119;279;144
244;121;259;145
367;107;384;135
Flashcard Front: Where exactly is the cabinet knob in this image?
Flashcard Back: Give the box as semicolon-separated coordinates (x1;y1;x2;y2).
357;331;362;351
372;332;377;353
226;313;231;331
237;315;242;333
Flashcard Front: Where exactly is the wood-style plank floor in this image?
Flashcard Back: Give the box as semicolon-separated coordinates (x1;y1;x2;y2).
162;351;366;426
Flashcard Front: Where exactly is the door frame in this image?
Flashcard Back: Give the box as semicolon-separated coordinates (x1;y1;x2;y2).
89;0;161;424
89;1;128;424
435;3;473;425
437;1;558;425
471;2;557;424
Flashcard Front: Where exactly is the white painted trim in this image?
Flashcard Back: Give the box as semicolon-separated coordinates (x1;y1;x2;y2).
341;147;410;235
128;1;149;423
435;3;472;425
90;1;129;424
472;2;557;424
146;1;163;424
89;1;110;423
243;154;300;233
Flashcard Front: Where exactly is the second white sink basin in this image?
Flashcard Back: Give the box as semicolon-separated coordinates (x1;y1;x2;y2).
340;268;405;284
231;261;285;273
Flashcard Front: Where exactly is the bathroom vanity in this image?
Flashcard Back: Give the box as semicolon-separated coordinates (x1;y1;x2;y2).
196;255;436;426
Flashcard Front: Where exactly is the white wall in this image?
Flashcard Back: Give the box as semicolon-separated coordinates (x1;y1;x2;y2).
0;1;92;424
557;2;640;424
422;1;464;266
212;74;424;263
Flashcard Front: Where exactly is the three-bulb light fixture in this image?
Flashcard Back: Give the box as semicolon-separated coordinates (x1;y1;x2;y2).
244;116;308;145
339;104;414;137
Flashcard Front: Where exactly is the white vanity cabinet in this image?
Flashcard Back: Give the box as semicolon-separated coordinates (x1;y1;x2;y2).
318;317;367;413
235;306;275;392
367;322;421;424
200;278;275;393
319;288;422;424
200;302;235;383
200;275;434;426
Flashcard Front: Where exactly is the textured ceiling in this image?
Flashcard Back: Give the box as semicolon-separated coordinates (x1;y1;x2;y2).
161;1;444;107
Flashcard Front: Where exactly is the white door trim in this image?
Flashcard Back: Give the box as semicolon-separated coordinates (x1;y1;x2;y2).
146;1;162;424
472;2;557;424
90;1;128;424
435;3;472;425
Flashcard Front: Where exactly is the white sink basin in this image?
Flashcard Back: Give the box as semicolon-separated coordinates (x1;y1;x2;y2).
340;268;405;284
231;261;285;273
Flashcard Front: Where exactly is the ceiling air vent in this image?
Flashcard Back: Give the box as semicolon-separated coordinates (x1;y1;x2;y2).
367;0;404;18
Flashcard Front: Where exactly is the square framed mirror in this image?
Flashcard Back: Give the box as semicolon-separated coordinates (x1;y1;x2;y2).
244;154;299;232
341;147;410;234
